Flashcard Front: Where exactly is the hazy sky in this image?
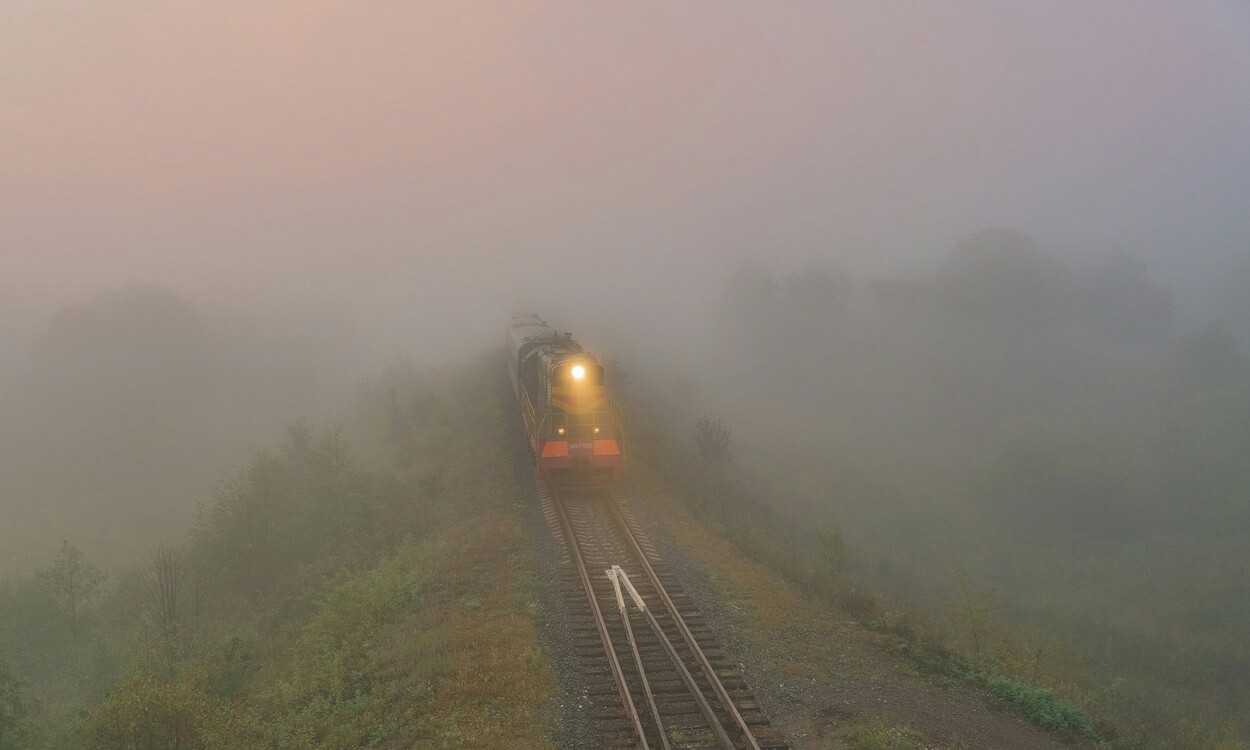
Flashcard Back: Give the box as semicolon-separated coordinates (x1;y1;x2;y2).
3;1;1248;356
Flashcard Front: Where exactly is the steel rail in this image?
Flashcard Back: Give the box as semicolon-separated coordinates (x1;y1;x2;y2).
608;567;673;750
546;480;650;749
607;498;764;750
613;565;736;750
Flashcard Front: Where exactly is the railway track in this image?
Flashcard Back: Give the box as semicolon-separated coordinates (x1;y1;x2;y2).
538;478;789;750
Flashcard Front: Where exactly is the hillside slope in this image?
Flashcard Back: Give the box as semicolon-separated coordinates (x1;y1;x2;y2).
8;350;1121;749
4;354;558;749
622;475;1097;749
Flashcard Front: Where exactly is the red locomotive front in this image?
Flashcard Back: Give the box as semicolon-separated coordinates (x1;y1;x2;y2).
507;315;624;485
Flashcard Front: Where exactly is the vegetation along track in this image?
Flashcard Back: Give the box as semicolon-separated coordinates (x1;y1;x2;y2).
539;478;789;749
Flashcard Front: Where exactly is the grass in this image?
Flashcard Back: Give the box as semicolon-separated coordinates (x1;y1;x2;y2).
844;719;927;750
626;455;1111;746
979;672;1096;734
888;639;1101;738
244;539;444;749
77;358;558;749
399;515;557;749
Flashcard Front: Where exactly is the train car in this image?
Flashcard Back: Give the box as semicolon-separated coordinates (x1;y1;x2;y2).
507;314;624;484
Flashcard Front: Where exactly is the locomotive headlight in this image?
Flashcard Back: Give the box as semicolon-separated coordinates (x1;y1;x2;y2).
571;364;585;381
557;427;566;436
593;426;600;434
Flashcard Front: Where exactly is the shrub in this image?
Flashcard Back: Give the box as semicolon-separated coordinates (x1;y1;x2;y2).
0;648;33;750
818;525;845;581
980;672;1096;734
80;668;217;750
694;416;732;466
193;422;386;600
247;540;437;749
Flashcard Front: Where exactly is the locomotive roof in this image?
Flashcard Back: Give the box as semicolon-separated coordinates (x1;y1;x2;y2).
507;314;596;366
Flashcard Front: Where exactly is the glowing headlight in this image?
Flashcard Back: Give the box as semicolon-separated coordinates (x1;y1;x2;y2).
571;364;585;381
557;427;566;436
593;426;600;434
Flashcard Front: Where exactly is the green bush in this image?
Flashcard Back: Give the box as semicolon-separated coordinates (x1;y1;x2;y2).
245;539;439;749
193;422;395;601
0;647;33;750
980;672;1096;734
80;667;217;750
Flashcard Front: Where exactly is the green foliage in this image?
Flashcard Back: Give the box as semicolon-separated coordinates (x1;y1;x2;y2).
193;421;383;600
9;355;554;749
79;666;216;750
78;461;444;750
351;356;454;471
844;719;926;750
687;241;1250;745
0;645;33;750
36;541;106;645
206;636;253;699
31;284;210;421
138;543;205;682
888;638;1103;739
694;415;731;466
951;568;1003;657
982;440;1136;539
979;672;1096;734
817;525;845;581
1174;718;1248;750
244;540;438;749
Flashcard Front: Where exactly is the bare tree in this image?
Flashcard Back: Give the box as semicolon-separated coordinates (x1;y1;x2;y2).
143;544;187;678
36;540;106;647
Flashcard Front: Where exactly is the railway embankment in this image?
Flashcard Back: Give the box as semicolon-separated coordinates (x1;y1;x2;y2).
14;352;1111;748
619;473;1100;750
25;355;560;749
507;379;1104;746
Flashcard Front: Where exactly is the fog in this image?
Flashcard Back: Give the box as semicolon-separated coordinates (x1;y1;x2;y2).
2;2;1250;740
4;2;1249;353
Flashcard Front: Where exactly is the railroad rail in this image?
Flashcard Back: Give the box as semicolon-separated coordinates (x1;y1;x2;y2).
539;478;788;749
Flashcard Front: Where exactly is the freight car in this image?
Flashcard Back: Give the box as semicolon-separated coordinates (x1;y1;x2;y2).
507;314;624;484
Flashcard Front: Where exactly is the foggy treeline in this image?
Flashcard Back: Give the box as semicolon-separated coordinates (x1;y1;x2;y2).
0;284;362;574
0;369;454;747
0;230;1245;745
640;228;1250;739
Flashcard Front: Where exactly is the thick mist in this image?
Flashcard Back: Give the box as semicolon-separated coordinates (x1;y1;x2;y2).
619;232;1250;739
3;2;1249;357
0;285;367;572
2;3;1249;743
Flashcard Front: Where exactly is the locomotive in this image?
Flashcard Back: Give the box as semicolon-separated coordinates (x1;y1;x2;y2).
507;314;624;484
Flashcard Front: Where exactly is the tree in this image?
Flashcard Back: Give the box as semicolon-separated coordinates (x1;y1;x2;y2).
952;568;1004;657
817;526;845;581
36;540;106;646
80;669;213;750
1081;251;1173;343
31;284;210;422
935;227;1073;336
143;544;189;679
0;644;32;750
694;416;731;466
602;357;630;392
